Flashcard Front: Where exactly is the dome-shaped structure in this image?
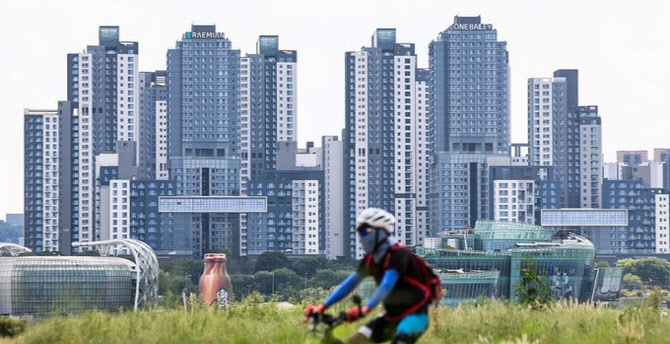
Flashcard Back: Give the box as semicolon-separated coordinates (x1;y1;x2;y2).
0;256;134;316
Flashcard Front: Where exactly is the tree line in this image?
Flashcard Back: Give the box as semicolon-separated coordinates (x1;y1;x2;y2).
159;251;358;302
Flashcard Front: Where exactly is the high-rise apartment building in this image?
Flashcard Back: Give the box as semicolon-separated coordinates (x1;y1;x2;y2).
24;101;78;253
167;25;241;255
138;71;168;180
246;170;323;255
577;105;602;208
616;150;648;165
488;163;563;225
428;16;510;233
653;149;670;163
344;28;429;258
244;139;333;256
239;36;297;255
602;179;667;253
655;194;670;253
653;148;670;192
323;136;344;259
93;141;191;256
527;71;602;209
240;36;297;188
603;155;669;254
66;26;140;246
603;161;665;189
24;109;59;252
56;101;78;254
527;76;567;168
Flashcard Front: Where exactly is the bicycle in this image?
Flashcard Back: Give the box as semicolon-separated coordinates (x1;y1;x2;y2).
306;295;363;344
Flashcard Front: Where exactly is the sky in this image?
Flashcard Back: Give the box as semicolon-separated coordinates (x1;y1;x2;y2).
1;0;669;219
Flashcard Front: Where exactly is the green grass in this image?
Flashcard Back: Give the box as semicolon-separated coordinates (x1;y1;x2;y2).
5;301;670;344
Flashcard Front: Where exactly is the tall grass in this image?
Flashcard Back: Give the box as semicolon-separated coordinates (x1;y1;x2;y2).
7;300;670;344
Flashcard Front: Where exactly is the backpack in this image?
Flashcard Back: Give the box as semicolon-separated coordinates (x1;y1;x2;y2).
367;243;442;319
406;250;442;305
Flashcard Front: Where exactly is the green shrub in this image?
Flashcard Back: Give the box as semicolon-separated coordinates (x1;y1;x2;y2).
0;317;27;337
623;273;644;291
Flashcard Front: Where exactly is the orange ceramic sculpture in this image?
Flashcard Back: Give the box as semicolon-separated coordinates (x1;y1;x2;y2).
199;253;233;308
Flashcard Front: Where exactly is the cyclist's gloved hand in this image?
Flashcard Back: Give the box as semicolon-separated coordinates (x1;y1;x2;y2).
303;304;326;323
345;306;370;322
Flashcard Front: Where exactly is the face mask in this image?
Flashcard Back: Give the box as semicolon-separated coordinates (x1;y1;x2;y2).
360;230;379;254
360;228;393;262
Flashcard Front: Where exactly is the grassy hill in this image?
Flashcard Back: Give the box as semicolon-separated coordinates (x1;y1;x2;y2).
4;301;670;344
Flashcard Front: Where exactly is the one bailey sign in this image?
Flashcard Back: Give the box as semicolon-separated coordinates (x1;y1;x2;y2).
452;23;493;31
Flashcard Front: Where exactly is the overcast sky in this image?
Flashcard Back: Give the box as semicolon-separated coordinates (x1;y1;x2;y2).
1;0;669;219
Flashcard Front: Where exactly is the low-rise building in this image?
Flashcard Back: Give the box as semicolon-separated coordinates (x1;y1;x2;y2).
417;221;621;305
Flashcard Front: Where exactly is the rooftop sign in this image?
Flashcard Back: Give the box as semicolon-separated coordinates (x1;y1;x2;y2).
185;32;225;39
451;23;493;31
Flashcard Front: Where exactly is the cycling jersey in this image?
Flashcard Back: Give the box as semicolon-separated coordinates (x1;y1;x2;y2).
357;246;428;319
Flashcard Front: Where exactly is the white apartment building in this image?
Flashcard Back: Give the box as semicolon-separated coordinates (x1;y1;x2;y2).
493;180;535;225
655;194;670;253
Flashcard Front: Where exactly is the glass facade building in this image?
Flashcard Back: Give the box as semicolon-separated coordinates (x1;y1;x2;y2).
541;209;628;227
158;196;267;213
438;270;499;306
0;257;134;316
416;221;604;305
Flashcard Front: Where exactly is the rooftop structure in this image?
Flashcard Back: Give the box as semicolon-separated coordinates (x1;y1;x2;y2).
158;196;267;213
541;209;628;227
439;220;553;251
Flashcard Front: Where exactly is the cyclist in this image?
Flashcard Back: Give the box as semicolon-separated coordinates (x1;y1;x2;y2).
305;208;433;344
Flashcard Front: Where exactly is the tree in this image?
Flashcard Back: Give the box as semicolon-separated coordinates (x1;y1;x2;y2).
158;271;198;296
514;256;554;309
273;268;304;289
272;268;305;300
230;274;256;300
227;256;255;275
292;256;328;278
594;261;610;268
622;273;643;291
324;256;358;271
161;258;203;285
311;269;351;289
617;257;670;287
254;251;290;273
254;271;275;295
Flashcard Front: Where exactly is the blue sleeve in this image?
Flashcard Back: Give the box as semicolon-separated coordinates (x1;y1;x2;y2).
323;272;363;308
365;269;399;311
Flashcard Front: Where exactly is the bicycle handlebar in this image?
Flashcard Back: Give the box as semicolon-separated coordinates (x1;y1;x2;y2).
307;294;363;331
